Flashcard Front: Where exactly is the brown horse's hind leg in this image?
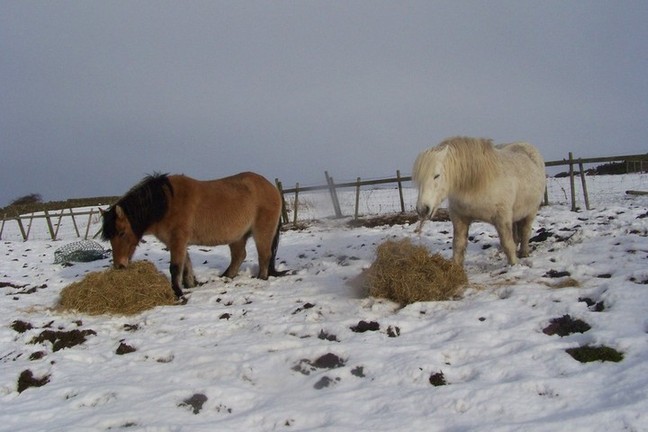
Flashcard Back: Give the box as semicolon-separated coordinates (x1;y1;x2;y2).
253;222;280;280
222;234;249;278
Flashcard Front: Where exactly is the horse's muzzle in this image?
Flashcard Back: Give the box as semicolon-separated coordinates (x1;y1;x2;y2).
417;204;431;220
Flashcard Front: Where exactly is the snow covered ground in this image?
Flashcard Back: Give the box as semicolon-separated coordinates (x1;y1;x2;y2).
1;174;648;431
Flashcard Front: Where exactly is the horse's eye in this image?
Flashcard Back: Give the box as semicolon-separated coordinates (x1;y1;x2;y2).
118;231;126;238
434;174;440;180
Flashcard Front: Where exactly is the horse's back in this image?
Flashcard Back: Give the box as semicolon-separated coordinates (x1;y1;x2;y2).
170;172;278;203
497;142;546;216
162;172;281;245
497;141;544;168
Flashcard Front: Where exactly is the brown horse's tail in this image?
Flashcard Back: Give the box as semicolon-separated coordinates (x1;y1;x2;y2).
269;219;288;277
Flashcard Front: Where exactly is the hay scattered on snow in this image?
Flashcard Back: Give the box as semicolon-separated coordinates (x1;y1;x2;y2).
58;261;176;315
364;238;467;305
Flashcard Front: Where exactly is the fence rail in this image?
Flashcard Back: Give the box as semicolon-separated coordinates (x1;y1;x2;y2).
2;152;647;240
277;152;648;223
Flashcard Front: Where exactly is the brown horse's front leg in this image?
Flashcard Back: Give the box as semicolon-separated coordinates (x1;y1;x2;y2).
182;252;198;288
169;263;185;299
168;242;188;300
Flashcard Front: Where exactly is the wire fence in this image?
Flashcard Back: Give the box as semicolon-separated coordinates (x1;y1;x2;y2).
2;153;647;241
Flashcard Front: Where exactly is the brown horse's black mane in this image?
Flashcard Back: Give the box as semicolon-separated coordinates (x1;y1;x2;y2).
101;173;173;240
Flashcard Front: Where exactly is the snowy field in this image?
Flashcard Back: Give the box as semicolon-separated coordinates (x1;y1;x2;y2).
1;174;648;431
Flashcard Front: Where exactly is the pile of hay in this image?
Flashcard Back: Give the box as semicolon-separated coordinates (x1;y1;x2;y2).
364;238;467;305
58;261;176;315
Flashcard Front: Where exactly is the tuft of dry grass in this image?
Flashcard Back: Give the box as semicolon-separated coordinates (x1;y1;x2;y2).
364;238;467;305
58;261;176;315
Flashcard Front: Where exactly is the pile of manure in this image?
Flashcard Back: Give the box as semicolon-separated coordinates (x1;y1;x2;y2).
363;238;467;305
58;261;176;315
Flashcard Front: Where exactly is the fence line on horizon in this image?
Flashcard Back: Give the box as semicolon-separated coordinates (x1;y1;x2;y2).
1;153;647;241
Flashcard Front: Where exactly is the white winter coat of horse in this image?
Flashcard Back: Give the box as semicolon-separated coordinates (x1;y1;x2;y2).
413;136;546;267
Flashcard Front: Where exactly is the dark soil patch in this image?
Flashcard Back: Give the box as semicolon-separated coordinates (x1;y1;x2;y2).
351;366;365;378
116;341;137;355
123;323;140;332
629;277;648;285
566;345;624;363
17;369;50;393
29;351;46;361
386;326;401;337
11;320;33;333
1;282;27;289
530;229;553;242
292;353;346;375
14;284;48;295
429;371;447;387
312;353;346;369
179;393;208;414
313;376;340;390
578;297;606;312
350;320;380;333
30;328;97;352
544;270;571;278
347;210;450;229
318;330;339;342
543;315;591;337
292;302;315;314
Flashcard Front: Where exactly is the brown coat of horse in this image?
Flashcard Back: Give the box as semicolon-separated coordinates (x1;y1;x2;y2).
101;171;285;300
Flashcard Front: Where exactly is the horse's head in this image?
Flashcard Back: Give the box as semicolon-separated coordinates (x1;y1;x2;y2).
413;145;450;220
101;205;139;269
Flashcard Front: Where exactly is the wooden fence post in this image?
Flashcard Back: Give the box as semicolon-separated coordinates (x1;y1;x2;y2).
325;171;343;218
396;170;405;213
16;217;27;241
275;179;289;224
354;177;361;219
578;160;591;210
44;210;56;240
0;215;6;240
69;208;81;237
569;152;577;211
84;209;95;240
53;209;66;240
293;183;300;226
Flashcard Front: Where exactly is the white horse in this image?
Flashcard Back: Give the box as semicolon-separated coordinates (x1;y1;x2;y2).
413;136;546;267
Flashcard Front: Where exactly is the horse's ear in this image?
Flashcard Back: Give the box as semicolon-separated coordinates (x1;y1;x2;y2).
99;207;107;217
115;205;126;220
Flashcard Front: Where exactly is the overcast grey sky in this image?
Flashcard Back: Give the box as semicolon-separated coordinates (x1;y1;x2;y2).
1;1;647;206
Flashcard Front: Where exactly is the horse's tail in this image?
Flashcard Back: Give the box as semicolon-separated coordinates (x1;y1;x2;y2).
269;219;288;277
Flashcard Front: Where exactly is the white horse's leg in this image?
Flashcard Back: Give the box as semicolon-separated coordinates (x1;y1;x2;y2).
494;218;518;265
516;215;536;258
451;216;470;267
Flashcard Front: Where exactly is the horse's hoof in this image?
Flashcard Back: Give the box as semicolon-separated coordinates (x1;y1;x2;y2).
269;269;290;277
176;295;188;305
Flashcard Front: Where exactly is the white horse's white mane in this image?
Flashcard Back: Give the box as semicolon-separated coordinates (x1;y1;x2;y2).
413;136;500;192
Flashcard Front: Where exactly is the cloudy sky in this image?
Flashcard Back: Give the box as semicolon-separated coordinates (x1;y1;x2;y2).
1;1;647;206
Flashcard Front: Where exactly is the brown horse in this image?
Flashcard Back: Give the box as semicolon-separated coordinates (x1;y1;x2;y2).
101;172;286;300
